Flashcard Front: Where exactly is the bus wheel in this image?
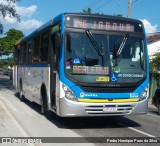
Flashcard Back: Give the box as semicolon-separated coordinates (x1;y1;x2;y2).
41;100;44;114
41;88;46;114
20;84;25;102
41;91;53;119
41;97;47;114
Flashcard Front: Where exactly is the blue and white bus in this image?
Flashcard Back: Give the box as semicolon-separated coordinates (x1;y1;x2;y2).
13;13;149;117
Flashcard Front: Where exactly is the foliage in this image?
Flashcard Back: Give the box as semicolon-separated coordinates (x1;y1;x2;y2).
82;8;103;15
82;7;123;16
82;8;92;14
0;57;13;71
115;14;123;17
0;28;24;55
0;28;24;70
0;0;20;34
150;53;160;82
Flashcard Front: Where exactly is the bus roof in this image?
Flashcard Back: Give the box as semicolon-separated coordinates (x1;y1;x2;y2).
15;13;143;46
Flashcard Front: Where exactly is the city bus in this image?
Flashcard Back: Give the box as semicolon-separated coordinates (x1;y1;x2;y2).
13;13;149;117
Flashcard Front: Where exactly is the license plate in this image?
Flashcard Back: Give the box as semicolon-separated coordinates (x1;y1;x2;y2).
103;105;117;112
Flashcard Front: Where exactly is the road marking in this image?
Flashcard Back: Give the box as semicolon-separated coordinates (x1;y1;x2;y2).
0;100;35;146
118;122;156;137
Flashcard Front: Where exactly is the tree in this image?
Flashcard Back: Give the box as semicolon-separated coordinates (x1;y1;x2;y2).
115;14;123;17
82;8;92;14
0;0;20;34
0;28;24;55
0;57;13;70
150;53;160;85
0;28;24;70
82;8;102;15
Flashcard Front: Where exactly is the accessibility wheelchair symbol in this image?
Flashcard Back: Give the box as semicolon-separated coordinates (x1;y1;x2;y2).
111;74;118;82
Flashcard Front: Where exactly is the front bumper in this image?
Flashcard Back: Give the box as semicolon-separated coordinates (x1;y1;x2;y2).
59;97;148;117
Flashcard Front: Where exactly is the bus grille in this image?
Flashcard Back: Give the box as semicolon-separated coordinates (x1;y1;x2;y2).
80;86;136;93
84;105;134;115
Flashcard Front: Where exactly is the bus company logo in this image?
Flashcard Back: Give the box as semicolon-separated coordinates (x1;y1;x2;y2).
80;92;98;97
130;93;138;98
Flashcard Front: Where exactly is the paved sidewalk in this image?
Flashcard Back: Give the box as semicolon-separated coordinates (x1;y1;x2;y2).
148;97;157;109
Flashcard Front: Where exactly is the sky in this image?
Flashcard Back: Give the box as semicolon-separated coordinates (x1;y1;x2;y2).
1;0;160;36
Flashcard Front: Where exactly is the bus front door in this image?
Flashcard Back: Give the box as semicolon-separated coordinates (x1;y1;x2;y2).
50;30;60;110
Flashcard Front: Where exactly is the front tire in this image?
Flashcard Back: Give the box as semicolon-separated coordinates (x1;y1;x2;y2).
41;89;53;119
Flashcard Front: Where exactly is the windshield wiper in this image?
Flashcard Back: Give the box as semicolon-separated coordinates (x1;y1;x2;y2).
116;34;128;57
113;34;128;65
86;30;104;56
86;30;105;66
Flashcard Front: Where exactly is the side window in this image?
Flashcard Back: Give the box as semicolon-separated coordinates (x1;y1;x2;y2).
19;44;23;64
27;41;32;63
33;36;40;63
22;43;27;63
40;30;49;62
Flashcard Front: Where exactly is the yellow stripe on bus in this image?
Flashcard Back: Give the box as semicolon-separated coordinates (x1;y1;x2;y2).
78;98;139;103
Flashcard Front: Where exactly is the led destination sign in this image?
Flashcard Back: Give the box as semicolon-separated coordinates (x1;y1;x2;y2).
73;65;109;75
66;15;143;32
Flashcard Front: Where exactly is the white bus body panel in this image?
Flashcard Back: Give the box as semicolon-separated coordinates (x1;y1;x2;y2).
17;65;50;105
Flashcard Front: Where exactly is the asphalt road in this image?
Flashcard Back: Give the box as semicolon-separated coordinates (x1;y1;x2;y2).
0;76;160;146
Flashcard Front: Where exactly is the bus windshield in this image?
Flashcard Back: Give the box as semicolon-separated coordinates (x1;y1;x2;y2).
65;32;146;84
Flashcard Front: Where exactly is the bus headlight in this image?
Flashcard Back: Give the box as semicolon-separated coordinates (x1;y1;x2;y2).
62;84;77;101
139;87;149;101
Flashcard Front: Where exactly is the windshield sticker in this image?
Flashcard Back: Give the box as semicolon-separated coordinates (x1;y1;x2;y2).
111;73;118;82
96;76;110;82
72;58;81;64
73;65;109;75
118;74;143;78
114;66;120;73
65;61;71;69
